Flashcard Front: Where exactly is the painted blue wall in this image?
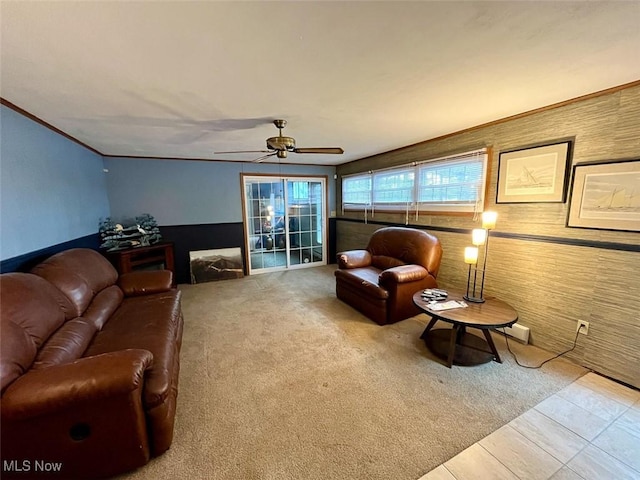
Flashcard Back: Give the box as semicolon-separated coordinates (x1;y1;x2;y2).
0;105;110;260
0;103;336;263
103;157;336;225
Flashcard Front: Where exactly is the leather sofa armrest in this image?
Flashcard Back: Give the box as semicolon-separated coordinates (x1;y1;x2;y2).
118;270;173;296
337;250;372;269
1;349;153;421
379;264;428;285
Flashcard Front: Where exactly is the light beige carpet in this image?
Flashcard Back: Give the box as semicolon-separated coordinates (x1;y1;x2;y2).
117;265;587;480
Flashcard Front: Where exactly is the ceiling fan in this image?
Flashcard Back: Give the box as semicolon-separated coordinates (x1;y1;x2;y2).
214;119;344;162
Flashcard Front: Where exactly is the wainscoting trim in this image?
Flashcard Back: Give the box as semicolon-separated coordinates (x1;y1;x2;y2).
335;218;640;253
0;233;101;273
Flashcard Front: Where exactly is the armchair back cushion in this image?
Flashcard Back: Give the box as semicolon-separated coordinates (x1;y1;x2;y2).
367;226;442;278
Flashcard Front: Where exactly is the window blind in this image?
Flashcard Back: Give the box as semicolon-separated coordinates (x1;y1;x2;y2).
341;148;488;214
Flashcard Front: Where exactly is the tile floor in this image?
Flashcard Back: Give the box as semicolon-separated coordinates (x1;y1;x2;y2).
419;372;640;480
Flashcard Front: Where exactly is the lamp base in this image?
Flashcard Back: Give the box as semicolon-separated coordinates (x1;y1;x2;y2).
463;295;485;304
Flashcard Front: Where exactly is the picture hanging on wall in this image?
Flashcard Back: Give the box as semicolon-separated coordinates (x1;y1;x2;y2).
567;158;640;232
496;140;572;203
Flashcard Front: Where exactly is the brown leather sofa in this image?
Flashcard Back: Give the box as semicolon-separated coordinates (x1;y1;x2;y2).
335;227;443;325
0;248;183;479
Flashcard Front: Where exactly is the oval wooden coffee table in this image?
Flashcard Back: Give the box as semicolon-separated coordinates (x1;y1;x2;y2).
413;291;518;368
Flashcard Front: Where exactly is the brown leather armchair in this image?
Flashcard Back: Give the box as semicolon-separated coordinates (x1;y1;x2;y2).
335;227;443;325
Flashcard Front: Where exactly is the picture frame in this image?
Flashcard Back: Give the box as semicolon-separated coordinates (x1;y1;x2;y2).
189;248;244;284
567;158;640;232
496;140;572;203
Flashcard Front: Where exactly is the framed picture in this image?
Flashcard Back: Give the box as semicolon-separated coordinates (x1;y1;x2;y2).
189;248;244;284
567;158;640;232
497;140;572;203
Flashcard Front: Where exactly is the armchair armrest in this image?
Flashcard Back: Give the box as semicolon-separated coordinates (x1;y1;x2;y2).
337;250;372;269
379;264;428;286
118;270;173;296
1;349;153;421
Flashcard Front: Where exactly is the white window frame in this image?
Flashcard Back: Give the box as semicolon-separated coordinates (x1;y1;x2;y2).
341;173;372;209
372;167;415;207
341;149;488;214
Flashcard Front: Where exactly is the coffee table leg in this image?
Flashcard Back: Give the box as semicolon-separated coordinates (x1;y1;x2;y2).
420;318;438;339
447;324;460;368
482;329;502;363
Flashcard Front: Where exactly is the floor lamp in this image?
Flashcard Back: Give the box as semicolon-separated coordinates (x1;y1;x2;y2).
463;211;497;303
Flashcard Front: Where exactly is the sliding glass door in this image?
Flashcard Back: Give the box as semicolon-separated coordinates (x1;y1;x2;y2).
243;175;326;275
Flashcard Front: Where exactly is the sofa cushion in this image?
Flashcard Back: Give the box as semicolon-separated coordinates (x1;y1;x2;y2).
83;285;124;330
32;318;98;370
84;290;183;409
31;248;119;317
334;267;388;300
1;320;37;394
118;270;173;297
0;273;66;392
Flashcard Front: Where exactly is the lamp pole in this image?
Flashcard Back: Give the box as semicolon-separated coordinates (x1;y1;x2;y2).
478;233;490;301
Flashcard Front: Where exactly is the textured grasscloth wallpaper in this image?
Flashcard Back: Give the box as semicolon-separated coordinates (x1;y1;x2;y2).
336;84;640;388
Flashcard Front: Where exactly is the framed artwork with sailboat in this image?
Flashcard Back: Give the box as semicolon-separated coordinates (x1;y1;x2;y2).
496;139;573;203
567;158;640;232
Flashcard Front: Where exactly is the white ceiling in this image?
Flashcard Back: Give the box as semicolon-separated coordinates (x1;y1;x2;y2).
1;1;639;166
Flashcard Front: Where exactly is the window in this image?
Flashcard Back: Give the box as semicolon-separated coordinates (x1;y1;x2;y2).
373;168;414;204
341;149;488;213
342;174;371;207
290;181;309;202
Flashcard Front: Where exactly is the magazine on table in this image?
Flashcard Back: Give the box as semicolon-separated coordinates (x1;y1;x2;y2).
427;300;468;311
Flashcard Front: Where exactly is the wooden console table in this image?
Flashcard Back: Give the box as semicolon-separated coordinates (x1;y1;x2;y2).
105;242;176;286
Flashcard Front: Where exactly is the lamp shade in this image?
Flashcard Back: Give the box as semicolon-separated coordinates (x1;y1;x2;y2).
472;228;487;246
464;246;479;264
482;211;497;229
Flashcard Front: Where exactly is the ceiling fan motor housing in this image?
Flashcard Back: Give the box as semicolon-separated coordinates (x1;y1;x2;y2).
213;118;343;161
266;135;296;151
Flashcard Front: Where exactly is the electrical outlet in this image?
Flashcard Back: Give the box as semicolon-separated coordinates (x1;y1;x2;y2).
577;320;589;335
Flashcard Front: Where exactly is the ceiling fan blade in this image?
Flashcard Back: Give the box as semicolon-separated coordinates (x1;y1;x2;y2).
293;147;344;155
213;150;270;154
252;152;278;163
